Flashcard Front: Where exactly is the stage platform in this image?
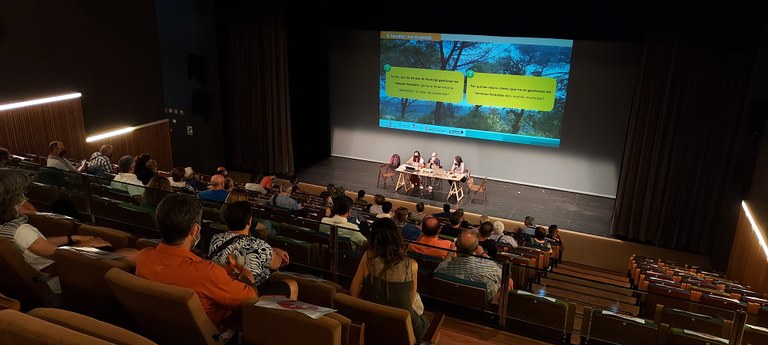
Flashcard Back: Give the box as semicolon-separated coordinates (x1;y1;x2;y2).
292;156;712;272
295;156;615;237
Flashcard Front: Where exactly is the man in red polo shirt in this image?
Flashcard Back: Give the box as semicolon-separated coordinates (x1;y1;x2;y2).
135;194;256;331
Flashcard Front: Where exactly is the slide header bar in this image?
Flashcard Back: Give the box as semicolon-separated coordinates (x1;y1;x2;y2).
381;31;572;47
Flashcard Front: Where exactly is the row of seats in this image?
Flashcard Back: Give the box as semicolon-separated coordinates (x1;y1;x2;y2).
626;255;768;344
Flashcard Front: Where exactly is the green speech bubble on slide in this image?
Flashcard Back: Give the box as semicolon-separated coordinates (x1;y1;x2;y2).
385;67;464;103
466;72;556;111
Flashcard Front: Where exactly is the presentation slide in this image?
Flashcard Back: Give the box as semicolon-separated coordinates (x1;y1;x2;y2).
380;31;573;147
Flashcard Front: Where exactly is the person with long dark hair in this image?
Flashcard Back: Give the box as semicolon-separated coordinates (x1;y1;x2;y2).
350;218;429;340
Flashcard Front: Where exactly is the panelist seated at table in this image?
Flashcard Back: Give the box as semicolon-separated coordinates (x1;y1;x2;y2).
427;152;441;169
405;151;425;169
405;151;426;188
450;155;465;175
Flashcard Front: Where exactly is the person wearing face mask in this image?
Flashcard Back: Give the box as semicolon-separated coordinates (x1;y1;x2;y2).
405;150;425;190
46;141;86;172
450;155;465;175
135;194;260;331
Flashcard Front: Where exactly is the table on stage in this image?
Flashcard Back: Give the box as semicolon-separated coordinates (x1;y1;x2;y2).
394;165;467;203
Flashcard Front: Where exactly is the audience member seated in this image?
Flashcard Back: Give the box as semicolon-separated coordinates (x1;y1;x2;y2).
454;209;471;229
146;159;158;181
409;202;427;223
86;144;114;177
353;190;370;209
477;222;498;258
268;183;301;211
209;201;297;299
111;155;145;203
135;194;257;331
141;177;173;212
220;190;273;239
350;218;429;341
168;167;194;193
289;176;305;195
216;166;228;176
489;221;517;247
394;207;421;241
435;229;505;304
46;141;86;172
223;177;234;192
133;154;154;185
321;198;367;250
519;215;537;236
0;170;126;293
376;201;393;218
528;226;553;253
369;194;385;215
244;181;268;195
0;147;9;168
432;203;452;219
407;216;452;259
183;166;207;191
441;212;463;238
198;174;229;203
547;224;563;252
260;173;276;190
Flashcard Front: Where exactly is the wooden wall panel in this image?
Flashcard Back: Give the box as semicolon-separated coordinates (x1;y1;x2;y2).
85;120;174;171
727;208;768;296
0;98;173;171
0;98;87;159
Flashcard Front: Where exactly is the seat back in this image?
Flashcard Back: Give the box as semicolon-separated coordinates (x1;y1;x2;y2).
0;309;112;345
28;308;155;345
660;324;730;345
430;272;488;311
25;213;76;237
506;290;575;342
582;307;658;345
105;268;221;345
333;293;415;345
0;238;55;309
655;305;731;338
54;249;133;325
242;301;345;345
272;272;341;308
743;323;768;345
76;224;133;248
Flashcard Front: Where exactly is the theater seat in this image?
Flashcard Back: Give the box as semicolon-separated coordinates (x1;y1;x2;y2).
0;238;58;310
0;309;111;345
105;268;230;345
242;300;350;345
53;249;133;326
334;292;415;345
28;308;155;345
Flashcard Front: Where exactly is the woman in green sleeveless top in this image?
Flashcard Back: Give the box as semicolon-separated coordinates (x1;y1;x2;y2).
350;218;429;342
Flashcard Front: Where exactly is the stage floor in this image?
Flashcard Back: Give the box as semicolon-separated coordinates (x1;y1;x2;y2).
295;156;615;237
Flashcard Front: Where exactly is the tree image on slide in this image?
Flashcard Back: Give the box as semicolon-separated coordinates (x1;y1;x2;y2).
380;36;571;140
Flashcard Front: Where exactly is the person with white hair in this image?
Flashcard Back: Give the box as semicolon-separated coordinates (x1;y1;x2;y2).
183;166;207;191
489;221;517;247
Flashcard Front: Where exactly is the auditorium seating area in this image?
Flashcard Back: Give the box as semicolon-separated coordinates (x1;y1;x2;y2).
0;151;766;344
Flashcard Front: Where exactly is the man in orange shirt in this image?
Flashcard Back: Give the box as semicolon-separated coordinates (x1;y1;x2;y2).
408;216;452;259
260;173;276;189
135;194;257;331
